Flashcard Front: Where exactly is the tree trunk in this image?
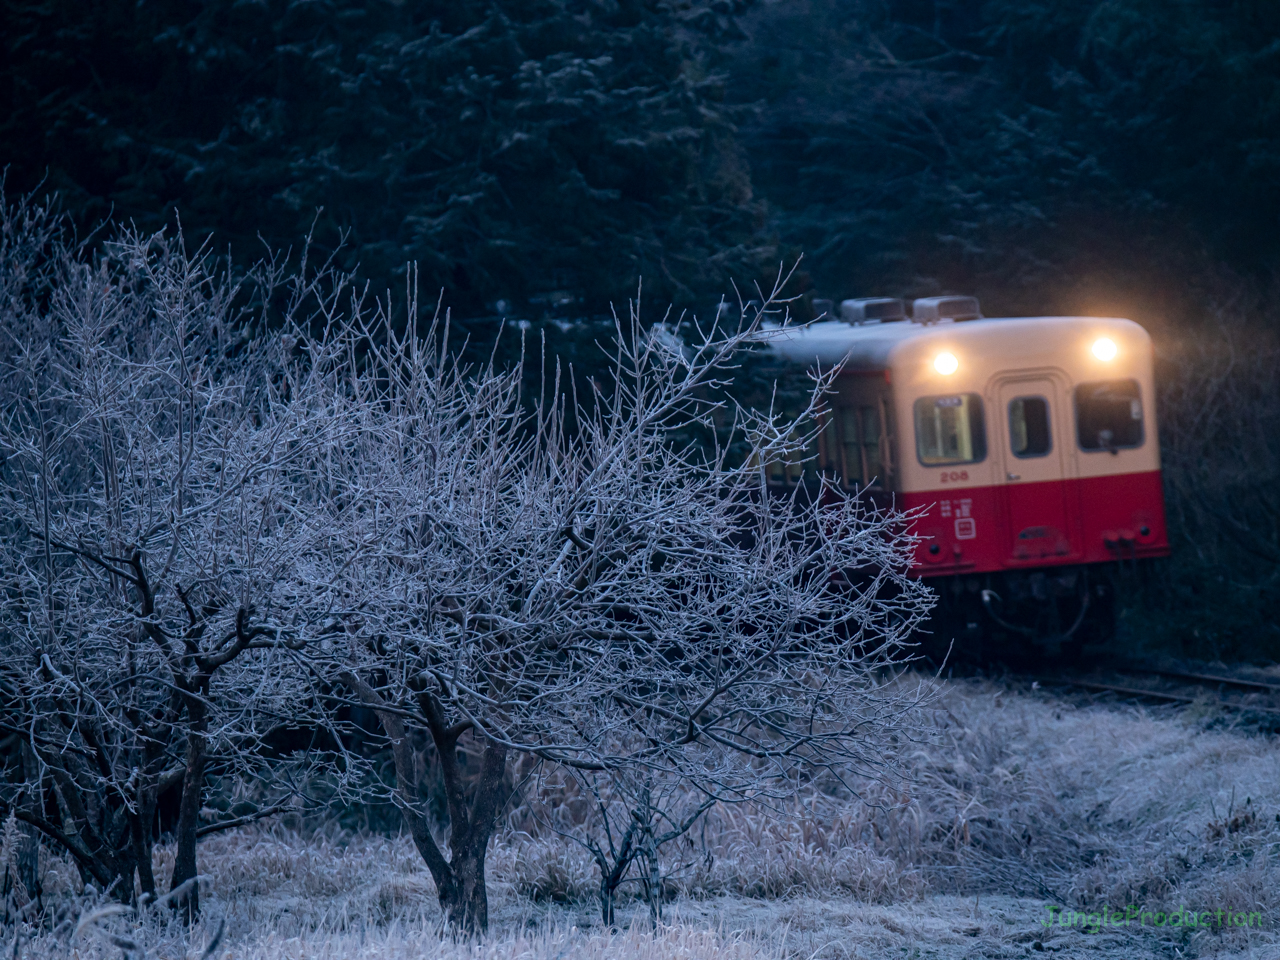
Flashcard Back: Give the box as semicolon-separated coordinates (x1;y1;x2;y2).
590;820;640;927
638;790;662;927
430;703;507;935
131;796;157;900
16;743;41;909
396;797;495;934
338;672;509;935
643;844;662;927
418;736;506;934
437;831;491;933
14;823;40;908
170;698;207;921
599;880;616;927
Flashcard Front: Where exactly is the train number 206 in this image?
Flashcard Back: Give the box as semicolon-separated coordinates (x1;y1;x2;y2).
939;470;969;483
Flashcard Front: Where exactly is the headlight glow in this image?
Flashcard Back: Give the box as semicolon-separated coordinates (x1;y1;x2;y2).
1092;337;1118;361
933;351;959;375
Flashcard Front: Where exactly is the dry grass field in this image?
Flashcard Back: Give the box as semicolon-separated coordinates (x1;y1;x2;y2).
6;675;1279;959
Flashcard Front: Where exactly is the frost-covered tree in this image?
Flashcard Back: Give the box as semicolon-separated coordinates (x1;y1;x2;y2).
0;203;344;914
310;278;933;932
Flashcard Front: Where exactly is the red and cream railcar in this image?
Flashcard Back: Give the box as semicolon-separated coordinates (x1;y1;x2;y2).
768;296;1169;649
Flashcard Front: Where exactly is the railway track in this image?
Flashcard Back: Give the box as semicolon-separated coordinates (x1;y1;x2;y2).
1033;666;1280;720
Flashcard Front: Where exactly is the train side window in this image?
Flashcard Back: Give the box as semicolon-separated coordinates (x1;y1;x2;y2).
839;407;862;485
879;398;895;480
914;394;987;466
837;405;888;486
861;406;883;484
1075;379;1143;451
1009;396;1052;457
820;414;841;478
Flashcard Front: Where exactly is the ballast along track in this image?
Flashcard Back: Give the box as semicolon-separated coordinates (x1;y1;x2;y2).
1034;667;1280;721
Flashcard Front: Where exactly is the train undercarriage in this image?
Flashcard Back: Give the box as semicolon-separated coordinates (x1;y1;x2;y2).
918;562;1136;667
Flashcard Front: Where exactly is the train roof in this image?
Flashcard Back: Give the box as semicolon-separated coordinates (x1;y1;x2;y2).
764;315;1148;373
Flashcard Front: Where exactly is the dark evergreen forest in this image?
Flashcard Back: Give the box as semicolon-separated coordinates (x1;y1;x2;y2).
3;0;1278;657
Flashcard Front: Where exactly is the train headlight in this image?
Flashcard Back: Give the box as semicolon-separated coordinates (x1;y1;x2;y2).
933;351;959;375
1091;337;1118;361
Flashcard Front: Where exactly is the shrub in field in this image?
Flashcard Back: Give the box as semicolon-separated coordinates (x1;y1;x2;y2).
531;762;719;925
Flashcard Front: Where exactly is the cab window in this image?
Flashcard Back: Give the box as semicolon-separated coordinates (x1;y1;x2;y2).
1009;396;1052;457
1075;380;1143;451
914;394;987;465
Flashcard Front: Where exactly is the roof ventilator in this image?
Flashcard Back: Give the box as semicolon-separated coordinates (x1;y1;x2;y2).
839;298;906;324
811;298;835;319
912;296;981;323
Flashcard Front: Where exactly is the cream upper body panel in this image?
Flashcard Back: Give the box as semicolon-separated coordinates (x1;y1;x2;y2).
768;318;918;371
767;316;1160;494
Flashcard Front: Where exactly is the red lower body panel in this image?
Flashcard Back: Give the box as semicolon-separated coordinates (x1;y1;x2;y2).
901;470;1170;577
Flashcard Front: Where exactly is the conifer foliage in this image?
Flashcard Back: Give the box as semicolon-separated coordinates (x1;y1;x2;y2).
1;0;765;313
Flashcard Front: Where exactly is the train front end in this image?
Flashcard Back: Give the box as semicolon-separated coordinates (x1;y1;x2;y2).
769;299;1170;655
892;315;1170;577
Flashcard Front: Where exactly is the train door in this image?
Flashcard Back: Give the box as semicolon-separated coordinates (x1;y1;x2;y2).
995;376;1081;563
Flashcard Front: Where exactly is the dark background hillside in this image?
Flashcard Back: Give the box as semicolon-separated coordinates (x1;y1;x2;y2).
3;0;1277;658
1;0;766;313
725;0;1280;659
732;0;1280;328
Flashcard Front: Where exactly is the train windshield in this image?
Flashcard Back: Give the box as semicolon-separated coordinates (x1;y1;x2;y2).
1075;379;1143;451
914;394;987;465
